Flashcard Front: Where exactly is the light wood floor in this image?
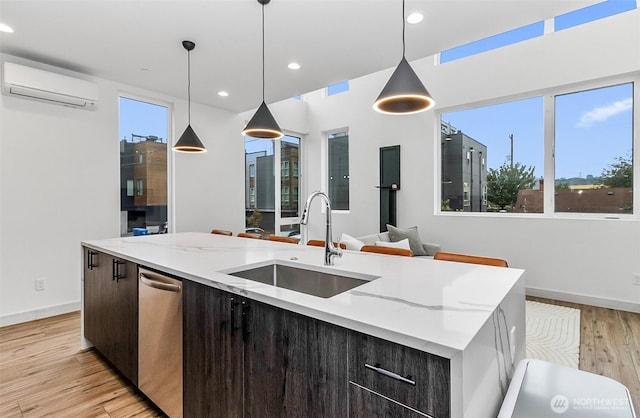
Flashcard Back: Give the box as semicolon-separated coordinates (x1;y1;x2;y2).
1;300;638;416
528;296;640;412
0;312;160;417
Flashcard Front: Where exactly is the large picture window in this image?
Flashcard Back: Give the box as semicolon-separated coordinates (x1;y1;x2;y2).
440;81;635;216
555;83;633;214
441;97;543;213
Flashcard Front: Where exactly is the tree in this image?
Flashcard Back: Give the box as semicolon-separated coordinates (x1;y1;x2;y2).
601;155;632;188
487;162;536;210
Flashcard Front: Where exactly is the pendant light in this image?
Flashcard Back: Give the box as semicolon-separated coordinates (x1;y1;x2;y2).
173;40;206;153
373;0;435;115
241;0;283;140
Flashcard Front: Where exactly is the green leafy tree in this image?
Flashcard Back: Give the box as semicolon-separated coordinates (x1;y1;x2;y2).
487;162;536;210
601;155;632;188
246;210;262;228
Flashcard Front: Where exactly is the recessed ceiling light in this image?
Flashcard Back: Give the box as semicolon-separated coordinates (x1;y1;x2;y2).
0;23;14;33
407;12;424;24
218;91;229;97
288;62;301;70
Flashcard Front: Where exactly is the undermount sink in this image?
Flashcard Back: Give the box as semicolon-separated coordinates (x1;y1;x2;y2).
223;260;379;298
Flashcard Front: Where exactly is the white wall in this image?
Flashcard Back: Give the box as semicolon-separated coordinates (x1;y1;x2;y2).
0;55;245;325
301;11;640;311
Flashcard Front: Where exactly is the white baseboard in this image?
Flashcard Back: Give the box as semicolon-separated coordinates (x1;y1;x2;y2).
0;301;80;327
526;287;639;313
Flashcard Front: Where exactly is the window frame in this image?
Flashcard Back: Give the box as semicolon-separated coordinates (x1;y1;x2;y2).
118;93;173;235
436;74;638;220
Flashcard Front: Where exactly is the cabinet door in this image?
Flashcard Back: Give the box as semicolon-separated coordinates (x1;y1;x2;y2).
349;383;429;418
83;248;110;353
244;300;348;418
348;331;450;418
183;280;243;418
108;258;138;384
83;249;138;385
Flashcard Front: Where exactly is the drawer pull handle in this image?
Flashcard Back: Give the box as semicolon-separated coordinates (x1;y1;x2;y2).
364;363;416;386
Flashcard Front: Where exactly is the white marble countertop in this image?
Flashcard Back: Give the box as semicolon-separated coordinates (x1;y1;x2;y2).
82;232;525;359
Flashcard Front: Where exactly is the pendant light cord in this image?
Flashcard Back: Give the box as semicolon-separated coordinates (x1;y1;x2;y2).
262;3;265;102
187;48;191;125
402;0;406;58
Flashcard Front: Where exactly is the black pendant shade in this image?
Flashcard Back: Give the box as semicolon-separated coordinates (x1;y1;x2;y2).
374;0;435;115
242;101;283;139
242;0;283;140
174;40;206;153
373;56;435;114
174;124;206;152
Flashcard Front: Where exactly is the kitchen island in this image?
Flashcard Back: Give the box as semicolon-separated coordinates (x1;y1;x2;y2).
81;232;525;418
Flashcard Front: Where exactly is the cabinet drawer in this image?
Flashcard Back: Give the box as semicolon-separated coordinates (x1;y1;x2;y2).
349;382;430;418
348;331;450;418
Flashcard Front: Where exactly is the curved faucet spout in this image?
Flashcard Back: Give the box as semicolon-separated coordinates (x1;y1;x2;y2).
300;191;342;265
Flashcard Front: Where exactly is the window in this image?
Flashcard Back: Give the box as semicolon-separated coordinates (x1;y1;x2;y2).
281;186;290;205
440;22;544;64
555;0;637;31
294;186;299;203
554;83;633;214
136;179;144;196
440;81;635;216
328;131;350;210
249;187;256;208
244;134;302;234
441;97;544;213
119;97;168;236
441;1;637;65
463;182;470;206
327;81;349;96
293;161;299;178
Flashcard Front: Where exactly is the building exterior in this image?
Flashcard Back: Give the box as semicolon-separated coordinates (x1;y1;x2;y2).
119;136;167;234
441;122;488;212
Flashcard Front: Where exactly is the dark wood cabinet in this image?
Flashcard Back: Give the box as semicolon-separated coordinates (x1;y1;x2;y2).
348;331;450;418
244;299;348;418
83;247;138;385
183;280;243;417
183;280;348;418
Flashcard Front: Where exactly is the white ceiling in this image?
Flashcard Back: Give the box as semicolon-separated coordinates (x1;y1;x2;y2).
0;0;601;113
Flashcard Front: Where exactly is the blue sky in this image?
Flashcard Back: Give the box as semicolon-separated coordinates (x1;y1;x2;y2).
119;97;168;142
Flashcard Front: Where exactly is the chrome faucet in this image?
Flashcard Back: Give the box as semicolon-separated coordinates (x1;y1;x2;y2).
300;191;342;266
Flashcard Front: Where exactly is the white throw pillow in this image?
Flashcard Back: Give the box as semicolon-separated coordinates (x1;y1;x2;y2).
375;238;410;250
339;233;365;251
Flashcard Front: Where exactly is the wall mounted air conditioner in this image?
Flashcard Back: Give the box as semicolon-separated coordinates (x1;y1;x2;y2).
2;62;98;110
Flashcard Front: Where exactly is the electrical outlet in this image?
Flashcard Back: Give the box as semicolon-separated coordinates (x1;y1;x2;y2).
633;273;640;286
35;278;46;291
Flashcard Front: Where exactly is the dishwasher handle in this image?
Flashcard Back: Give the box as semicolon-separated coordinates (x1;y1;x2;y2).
140;271;182;292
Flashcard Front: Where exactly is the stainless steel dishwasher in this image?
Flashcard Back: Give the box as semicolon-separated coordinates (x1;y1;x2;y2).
138;267;183;418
